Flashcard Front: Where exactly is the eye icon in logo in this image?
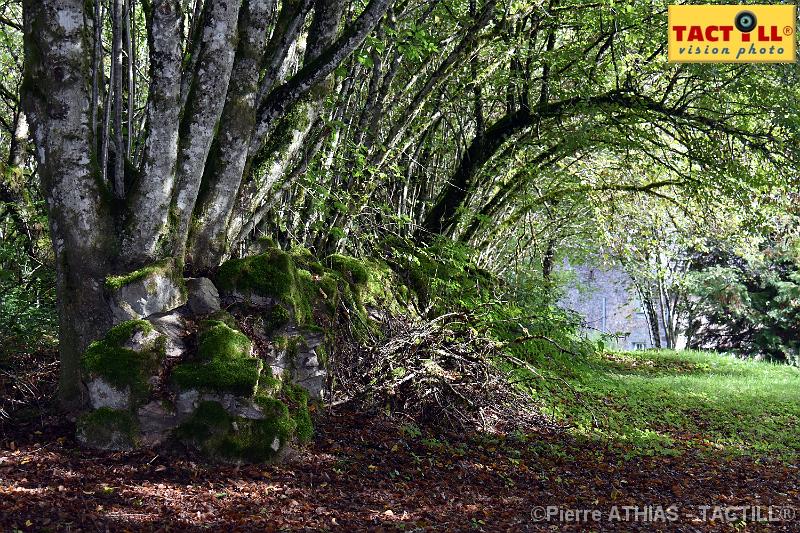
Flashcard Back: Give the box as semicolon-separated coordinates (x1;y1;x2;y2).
735;10;757;32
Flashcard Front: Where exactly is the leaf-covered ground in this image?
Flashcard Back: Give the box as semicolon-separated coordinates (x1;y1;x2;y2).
2;405;799;532
2;349;799;531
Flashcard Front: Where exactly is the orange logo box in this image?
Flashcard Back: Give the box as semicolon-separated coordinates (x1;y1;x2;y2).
668;4;796;63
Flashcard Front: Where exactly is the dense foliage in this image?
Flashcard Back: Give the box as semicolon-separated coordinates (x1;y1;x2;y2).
686;237;800;364
0;0;798;408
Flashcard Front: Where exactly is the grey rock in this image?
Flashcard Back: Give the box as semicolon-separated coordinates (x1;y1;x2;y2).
76;426;135;452
176;389;201;416
221;290;276;309
187;277;221;315
230;398;266;419
109;270;186;324
123;327;162;352
262;331;328;400
148;310;188;359
175;389;267;420
137;401;179;446
303;332;325;349
87;378;130;410
294;361;327;400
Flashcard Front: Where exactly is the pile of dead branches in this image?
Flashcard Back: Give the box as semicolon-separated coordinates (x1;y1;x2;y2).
329;312;557;433
0;347;59;426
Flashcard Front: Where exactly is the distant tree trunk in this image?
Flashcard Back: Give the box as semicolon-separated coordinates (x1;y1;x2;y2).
7;110;29;167
643;291;663;349
542;238;556;282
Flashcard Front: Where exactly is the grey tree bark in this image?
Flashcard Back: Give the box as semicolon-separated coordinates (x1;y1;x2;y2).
186;0;280;270
171;0;242;260
22;0;116;408
21;0;396;408
121;0;183;266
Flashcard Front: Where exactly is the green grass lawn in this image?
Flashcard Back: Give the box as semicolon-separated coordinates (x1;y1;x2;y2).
525;349;800;460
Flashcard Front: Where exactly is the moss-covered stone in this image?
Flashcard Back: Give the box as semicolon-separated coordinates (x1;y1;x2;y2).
215;249;314;324
327;254;369;286
265;305;291;334
197;322;252;361
103;319;155;345
283;383;314;443
216;249;296;300
203;309;238;329
215;248;393;333
290;246;325;275
81;320;165;403
258;236;277;250
317;273;340;309
171;321;262;396
105;258;188;322
258;371;283;396
105;258;185;295
171;357;263;396
77;408;139;450
361;259;411;316
176;400;295;463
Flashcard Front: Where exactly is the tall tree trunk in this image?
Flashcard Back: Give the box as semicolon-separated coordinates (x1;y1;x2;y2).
228;0;345;258
171;0;242;261
121;0;183;265
22;0;115;409
187;0;279;270
112;0;125;198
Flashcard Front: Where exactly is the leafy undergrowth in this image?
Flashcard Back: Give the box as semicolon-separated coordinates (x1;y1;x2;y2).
2;406;799;532
524;349;800;461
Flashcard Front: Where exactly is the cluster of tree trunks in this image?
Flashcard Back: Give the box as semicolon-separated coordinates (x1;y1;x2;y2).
16;0;793;405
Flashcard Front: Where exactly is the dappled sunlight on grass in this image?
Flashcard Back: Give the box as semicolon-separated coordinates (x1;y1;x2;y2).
525;349;800;460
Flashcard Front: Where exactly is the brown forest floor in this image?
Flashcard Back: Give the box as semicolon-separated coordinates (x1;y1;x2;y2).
1;407;799;532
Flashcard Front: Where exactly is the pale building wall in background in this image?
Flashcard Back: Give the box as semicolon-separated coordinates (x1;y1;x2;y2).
558;260;661;350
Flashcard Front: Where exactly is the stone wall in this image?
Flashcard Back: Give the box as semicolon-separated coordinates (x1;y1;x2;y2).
558;259;665;350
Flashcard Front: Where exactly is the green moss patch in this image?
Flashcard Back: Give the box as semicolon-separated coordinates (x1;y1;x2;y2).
216;249;310;323
317;273;340;309
216;249;296;301
103;319;155;345
105;258;185;294
283;383;314;443
361;259;410;315
176;400;295;463
171;357;263;396
203;310;238;329
216;249;320;325
290;246;325;275
327;254;369;285
197;322;252;361
172;321;262;396
215;248;397;333
265;305;291;334
77;408;139;450
258;236;277;250
81;320;165;401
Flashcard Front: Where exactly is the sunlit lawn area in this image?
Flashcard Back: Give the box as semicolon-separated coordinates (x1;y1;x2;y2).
528;349;800;460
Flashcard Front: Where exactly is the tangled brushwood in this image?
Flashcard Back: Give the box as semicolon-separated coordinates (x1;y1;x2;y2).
330;312;556;433
0;347;59;424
